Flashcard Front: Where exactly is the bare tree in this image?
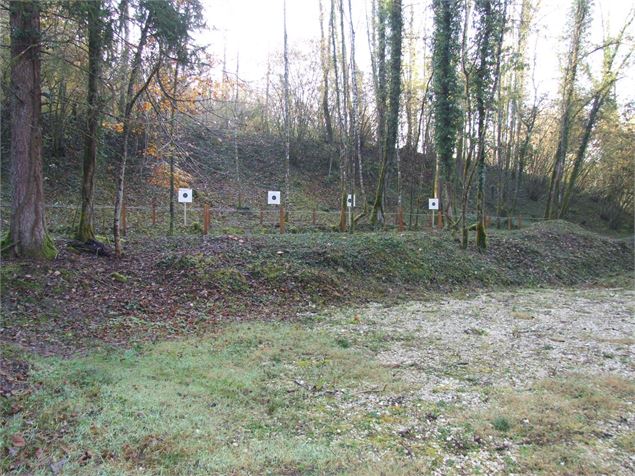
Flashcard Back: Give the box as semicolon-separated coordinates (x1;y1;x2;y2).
283;0;291;214
544;0;590;219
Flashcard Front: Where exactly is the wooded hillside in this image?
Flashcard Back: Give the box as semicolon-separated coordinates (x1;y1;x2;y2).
1;0;633;257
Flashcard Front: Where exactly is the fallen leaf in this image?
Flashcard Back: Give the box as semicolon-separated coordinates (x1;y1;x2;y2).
11;433;26;447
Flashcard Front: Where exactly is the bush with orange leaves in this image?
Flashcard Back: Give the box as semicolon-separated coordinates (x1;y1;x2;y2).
148;162;192;189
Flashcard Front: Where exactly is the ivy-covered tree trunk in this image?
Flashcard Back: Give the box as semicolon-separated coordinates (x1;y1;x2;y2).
77;0;104;242
431;0;462;230
369;0;388;225
7;0;56;259
474;0;507;251
371;0;402;226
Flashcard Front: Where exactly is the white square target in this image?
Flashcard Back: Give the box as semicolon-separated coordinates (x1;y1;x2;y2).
178;188;193;203
428;198;439;210
267;191;281;205
347;194;356;208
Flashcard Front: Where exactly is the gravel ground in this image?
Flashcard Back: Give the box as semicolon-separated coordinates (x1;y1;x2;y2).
324;286;635;475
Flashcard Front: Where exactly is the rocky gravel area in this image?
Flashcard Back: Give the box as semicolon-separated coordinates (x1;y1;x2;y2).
324;286;635;474
375;288;632;400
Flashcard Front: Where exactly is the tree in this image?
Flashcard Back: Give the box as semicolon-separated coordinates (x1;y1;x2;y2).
112;0;203;255
6;0;56;259
77;0;109;242
559;11;634;218
370;0;403;225
473;0;507;250
330;0;348;231
318;0;334;146
544;0;591;219
113;12;153;256
431;0;462;229
348;0;366;217
283;0;291;216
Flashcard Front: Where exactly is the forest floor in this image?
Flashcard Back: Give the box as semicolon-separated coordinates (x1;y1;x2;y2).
1;285;633;475
1;222;634;474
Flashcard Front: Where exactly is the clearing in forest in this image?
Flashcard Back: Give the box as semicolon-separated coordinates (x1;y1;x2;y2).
2;285;634;475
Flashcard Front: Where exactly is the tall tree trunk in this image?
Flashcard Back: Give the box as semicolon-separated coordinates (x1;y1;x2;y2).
319;0;334;146
234;52;242;208
371;0;402;225
459;0;473;247
347;0;366;216
474;0;507;251
8;0;55;259
113;17;151;256
559;93;602;218
338;0;353;231
283;0;291;214
77;0;103;242
330;0;347;231
168;61;180;236
264;58;270;134
431;0;462;231
369;0;387;225
544;0;589;219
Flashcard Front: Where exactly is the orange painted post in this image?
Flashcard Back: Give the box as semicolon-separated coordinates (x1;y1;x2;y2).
122;204;127;236
398;207;405;232
279;206;285;234
436;210;443;229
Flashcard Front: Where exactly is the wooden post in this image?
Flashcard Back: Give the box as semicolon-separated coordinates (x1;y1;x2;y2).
312;208;317;226
152;199;156;226
279;206;285;234
122;203;127;236
436;210;443;229
259;208;264;226
203;203;209;235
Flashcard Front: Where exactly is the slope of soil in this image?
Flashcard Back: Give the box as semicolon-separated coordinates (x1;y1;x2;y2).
1;221;632;358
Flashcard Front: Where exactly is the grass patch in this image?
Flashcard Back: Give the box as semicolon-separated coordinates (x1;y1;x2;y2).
2;322;411;475
460;374;635;474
